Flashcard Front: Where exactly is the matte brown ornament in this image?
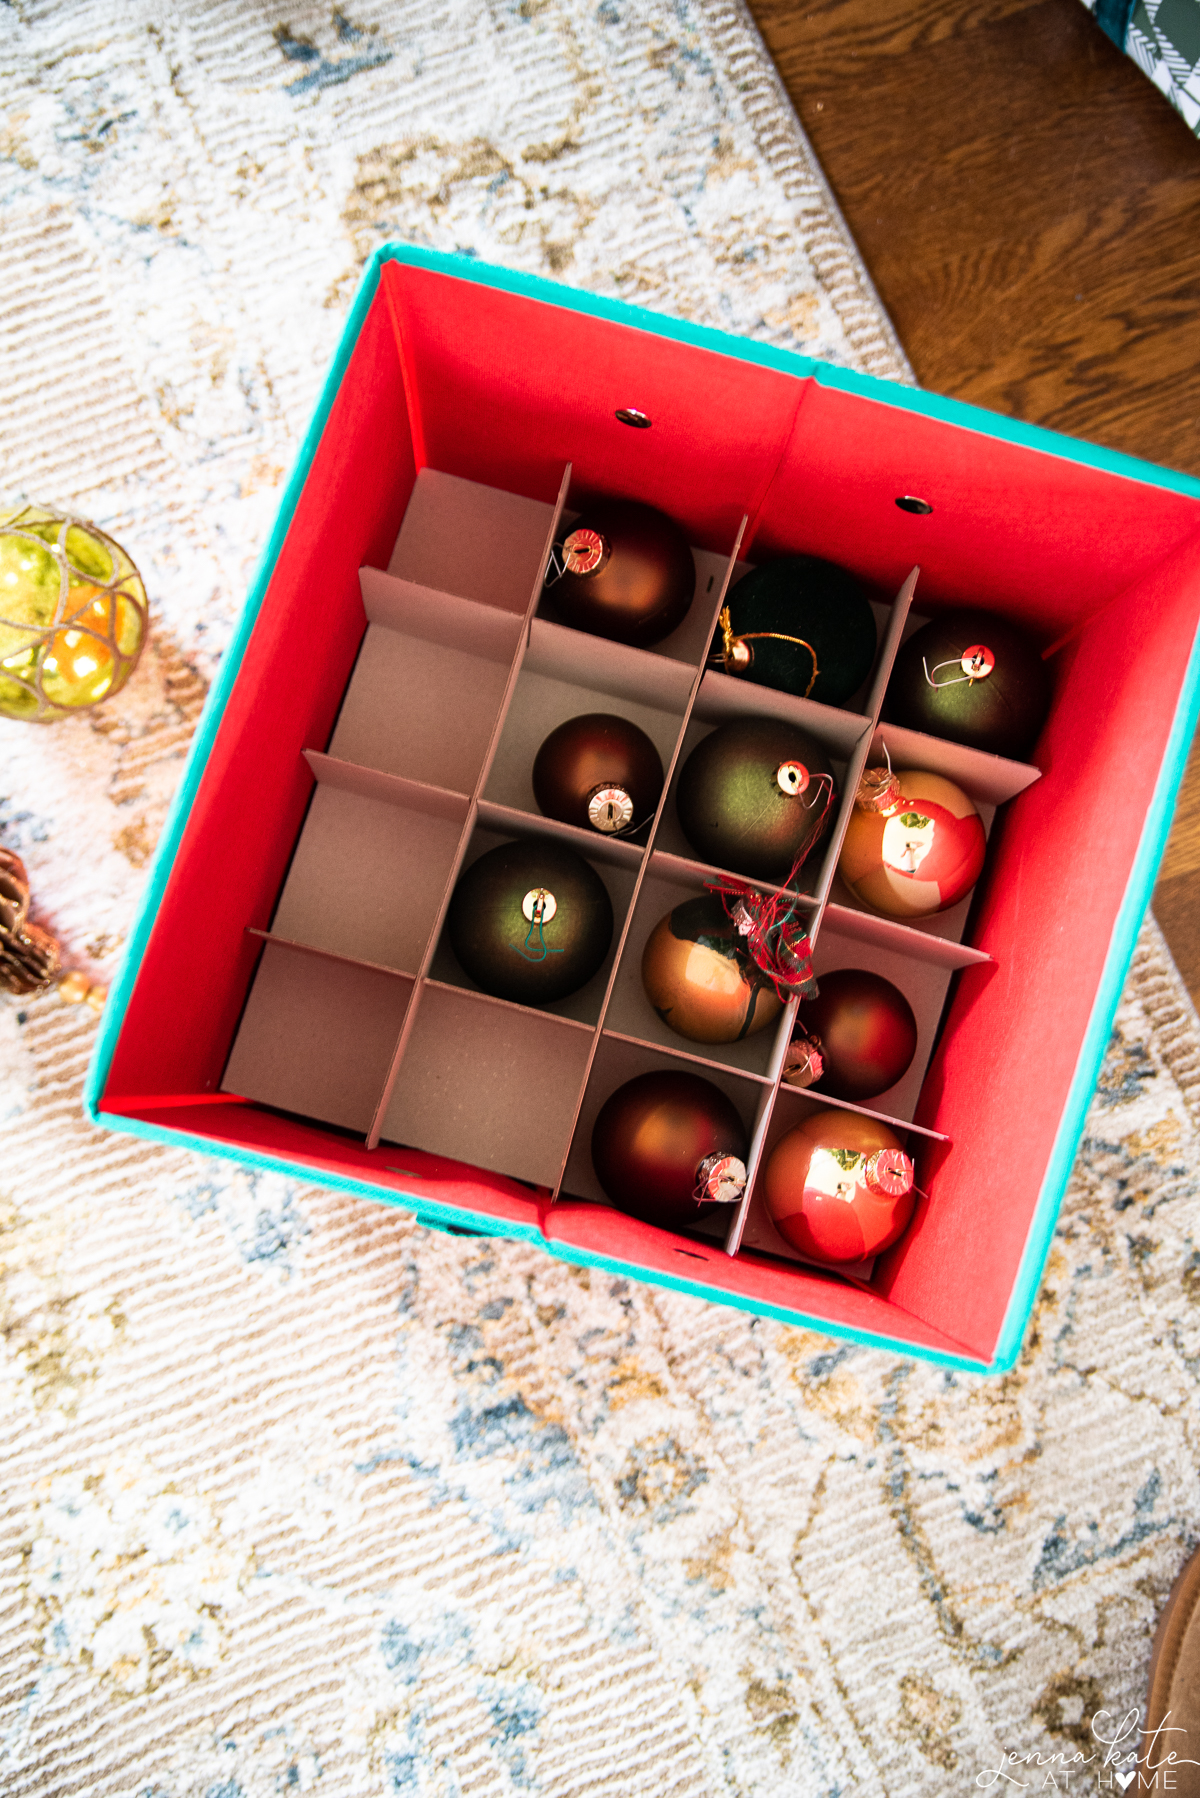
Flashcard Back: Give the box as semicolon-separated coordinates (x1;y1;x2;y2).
795;968;918;1102
546;499;695;647
446;838;613;1006
641;893;782;1043
0;847;61;994
592;1068;749;1231
676;717;836;882
532;712;664;836
764;1107;915;1264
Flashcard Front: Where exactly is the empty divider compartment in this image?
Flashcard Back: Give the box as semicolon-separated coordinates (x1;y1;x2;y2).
388;468;558;614
328;569;523;791
558;1032;769;1225
428;820;637;1027
379;984;592;1188
269;754;469;971
482;616;694;829
222;941;414;1134
603;868;793;1078
538;534;732;668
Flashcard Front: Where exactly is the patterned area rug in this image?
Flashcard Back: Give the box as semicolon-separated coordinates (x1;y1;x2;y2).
2;5;1198;1795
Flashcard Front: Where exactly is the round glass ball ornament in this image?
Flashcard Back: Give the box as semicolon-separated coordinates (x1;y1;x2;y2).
446;838;613;1006
532;712;664;837
795;968;918;1102
546;499;695;647
0;502;148;722
886;608;1051;759
712;555;877;706
592;1069;749;1231
676;716;836;882
839;765;986;919
764;1107;915;1264
641;893;782;1043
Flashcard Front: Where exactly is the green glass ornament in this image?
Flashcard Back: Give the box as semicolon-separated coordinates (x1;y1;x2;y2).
711;556;877;707
446;838;614;1006
0;502;149;723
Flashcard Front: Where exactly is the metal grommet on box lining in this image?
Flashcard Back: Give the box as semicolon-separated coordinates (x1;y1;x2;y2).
615;407;652;429
521;887;557;924
586;784;635;834
895;495;933;515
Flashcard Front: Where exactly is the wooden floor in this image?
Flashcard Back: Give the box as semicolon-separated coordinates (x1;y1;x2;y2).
745;0;1200;1002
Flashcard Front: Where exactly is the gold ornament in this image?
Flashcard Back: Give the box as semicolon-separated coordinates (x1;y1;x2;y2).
0;501;148;722
0;848;61;994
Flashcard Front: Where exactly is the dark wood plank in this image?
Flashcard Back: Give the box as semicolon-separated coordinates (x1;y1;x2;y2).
747;0;1200;1005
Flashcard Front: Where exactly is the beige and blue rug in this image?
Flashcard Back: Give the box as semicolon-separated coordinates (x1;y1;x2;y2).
3;5;1199;1794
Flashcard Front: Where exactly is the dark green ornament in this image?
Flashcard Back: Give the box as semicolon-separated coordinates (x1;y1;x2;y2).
676;717;836;882
712;556;877;707
446;839;614;1006
886;608;1052;760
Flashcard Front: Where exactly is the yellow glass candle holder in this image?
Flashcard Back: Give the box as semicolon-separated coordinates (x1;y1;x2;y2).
0;501;149;722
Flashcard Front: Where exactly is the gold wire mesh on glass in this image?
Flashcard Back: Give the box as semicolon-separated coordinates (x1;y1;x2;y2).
0;502;149;722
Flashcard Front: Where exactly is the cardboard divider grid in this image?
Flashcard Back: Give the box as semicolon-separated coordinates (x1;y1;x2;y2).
220;462;1036;1298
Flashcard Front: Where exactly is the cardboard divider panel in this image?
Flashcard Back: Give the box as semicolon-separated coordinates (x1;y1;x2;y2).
538;545;732;668
870;722;1042;807
222;942;414;1134
387;468;557;613
694;667;870;757
602;868;793;1078
426;820;638;1028
558;1032;769;1211
328;583;523;790
819;901;991;970
271;755;468;969
379;982;593;1188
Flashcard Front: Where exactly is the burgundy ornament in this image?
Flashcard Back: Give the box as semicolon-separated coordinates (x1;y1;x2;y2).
886;608;1052;760
592;1069;748;1231
532;712;664;836
547;500;695;647
796;968;918;1102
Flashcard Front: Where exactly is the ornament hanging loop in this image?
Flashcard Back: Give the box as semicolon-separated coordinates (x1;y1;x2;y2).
709;606;819;698
923;644;995;688
512;888;564;963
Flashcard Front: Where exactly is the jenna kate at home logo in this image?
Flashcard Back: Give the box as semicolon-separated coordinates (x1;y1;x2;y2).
976;1711;1199;1790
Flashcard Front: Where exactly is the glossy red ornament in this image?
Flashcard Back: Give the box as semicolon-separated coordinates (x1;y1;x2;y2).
641;894;783;1043
763;1107;915;1264
838;766;986;918
796;969;918;1102
532;712;664;836
547;500;695;647
592;1069;749;1231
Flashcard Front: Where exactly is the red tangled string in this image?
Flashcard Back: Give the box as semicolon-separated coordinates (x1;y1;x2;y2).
705;774;834;1002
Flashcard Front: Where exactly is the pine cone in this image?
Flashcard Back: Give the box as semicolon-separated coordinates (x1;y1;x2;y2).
0;847;61;995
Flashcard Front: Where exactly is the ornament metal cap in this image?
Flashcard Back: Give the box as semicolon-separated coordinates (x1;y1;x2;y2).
586;784;635;834
776;759;810;798
693;1152;748;1205
562;527;610;577
961;644;995;680
855;765;904;815
864;1147;914;1198
782;1033;824;1089
521;887;557;923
